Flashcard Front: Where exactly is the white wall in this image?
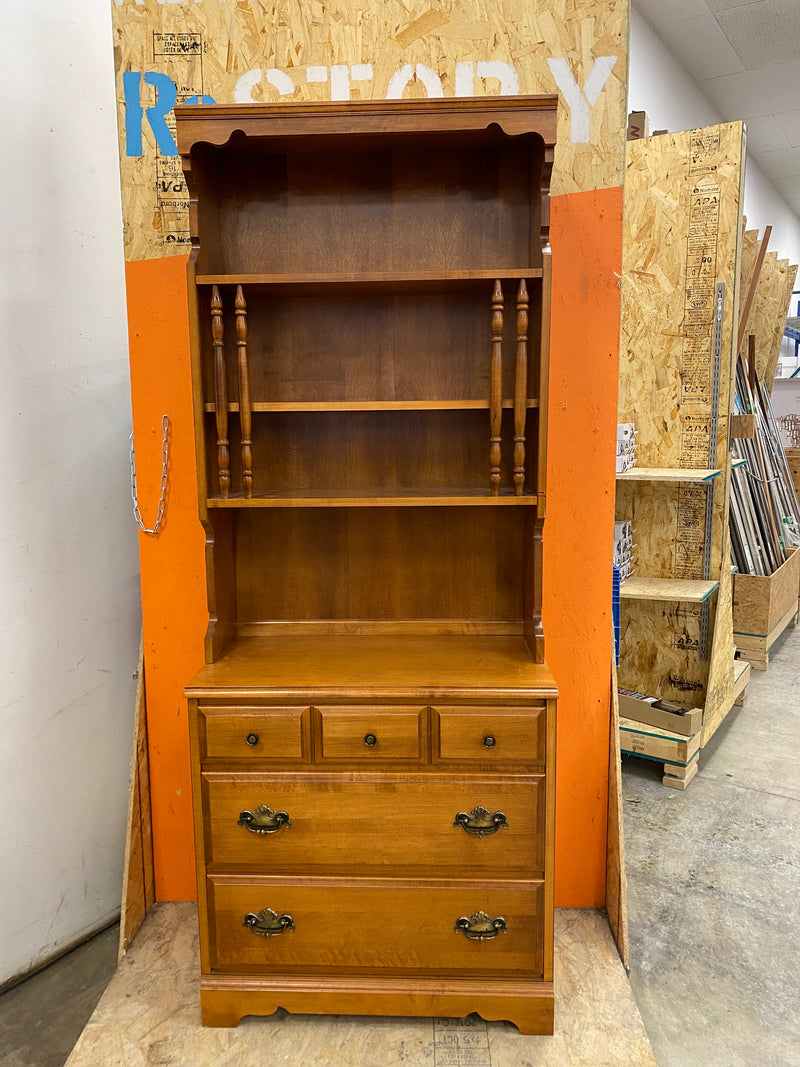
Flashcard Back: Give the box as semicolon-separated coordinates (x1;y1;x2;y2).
630;6;800;269
0;2;140;985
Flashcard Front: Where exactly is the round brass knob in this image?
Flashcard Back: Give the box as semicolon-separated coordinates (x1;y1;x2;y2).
363;733;377;747
245;733;259;747
483;735;496;749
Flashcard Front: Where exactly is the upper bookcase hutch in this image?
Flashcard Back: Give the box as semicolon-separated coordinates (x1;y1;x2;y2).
177;98;558;1034
177;97;555;660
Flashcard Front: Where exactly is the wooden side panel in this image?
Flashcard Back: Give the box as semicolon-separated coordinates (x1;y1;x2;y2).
700;520;735;745
119;636;155;958
618;124;744;709
606;639;628;969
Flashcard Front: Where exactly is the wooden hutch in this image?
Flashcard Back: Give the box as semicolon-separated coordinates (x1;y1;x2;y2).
178;97;558;1035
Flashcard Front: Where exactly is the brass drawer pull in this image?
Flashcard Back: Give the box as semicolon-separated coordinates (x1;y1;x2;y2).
238;805;291;835
363;733;377;747
453;806;508;837
483;735;496;748
242;908;295;937
455;911;507;941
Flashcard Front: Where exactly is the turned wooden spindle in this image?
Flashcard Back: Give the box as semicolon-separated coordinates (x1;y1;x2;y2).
235;285;253;498
513;279;529;495
489;280;504;495
211;286;230;498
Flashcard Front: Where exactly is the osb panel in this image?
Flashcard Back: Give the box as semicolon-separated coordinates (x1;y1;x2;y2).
111;0;628;262
765;261;798;388
737;227;759;330
746;251;781;380
700;518;735;745
617;123;744;710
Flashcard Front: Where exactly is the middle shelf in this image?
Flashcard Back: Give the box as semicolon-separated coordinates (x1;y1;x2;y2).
204;399;540;413
206;488;541;508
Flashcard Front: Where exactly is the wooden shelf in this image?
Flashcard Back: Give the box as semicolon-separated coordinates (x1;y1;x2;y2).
616;467;722;483
207;488;540;508
195;269;542;293
204;399;540;413
186;634;557;697
620;577;720;603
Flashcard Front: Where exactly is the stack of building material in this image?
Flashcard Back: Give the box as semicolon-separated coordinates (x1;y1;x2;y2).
730;356;800;667
613;520;634;581
616;423;636;473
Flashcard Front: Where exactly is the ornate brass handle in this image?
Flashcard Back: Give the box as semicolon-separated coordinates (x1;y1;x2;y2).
454;911;508;941
237;805;291;835
242;908;295;937
453;806;508;837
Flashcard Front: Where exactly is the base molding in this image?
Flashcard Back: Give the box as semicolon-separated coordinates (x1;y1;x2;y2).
200;973;555;1035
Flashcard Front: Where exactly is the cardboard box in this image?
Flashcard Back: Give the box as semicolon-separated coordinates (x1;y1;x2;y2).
618;690;701;737
627;111;650;141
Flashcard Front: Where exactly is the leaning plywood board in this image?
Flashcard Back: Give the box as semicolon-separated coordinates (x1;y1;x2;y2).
738;228;759;328
765;262;798;389
606;640;628;969
618;123;743;724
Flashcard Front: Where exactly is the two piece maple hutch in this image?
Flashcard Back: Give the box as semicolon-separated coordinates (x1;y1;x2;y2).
177;96;558;1035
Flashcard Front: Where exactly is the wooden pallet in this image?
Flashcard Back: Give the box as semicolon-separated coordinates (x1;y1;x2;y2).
619;716;701;791
734;601;798;670
732;657;751;707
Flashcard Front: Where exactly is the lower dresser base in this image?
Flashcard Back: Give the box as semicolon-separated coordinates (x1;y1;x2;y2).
200;974;555;1035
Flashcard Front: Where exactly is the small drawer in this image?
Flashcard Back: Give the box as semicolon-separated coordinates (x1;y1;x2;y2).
199;706;310;762
208;876;544;977
317;706;426;761
435;706;545;766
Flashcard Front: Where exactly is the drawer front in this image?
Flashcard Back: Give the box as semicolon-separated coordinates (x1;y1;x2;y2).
200;706;310;762
317;706;426;761
435;706;545;766
208;878;544;977
203;774;545;874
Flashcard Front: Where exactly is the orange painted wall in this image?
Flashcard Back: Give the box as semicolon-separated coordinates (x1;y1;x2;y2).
129;186;622;907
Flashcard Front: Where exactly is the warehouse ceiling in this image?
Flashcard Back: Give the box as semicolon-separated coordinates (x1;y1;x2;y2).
635;0;800;217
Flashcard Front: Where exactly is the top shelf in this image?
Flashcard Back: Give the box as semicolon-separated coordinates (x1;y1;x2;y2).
195;269;543;294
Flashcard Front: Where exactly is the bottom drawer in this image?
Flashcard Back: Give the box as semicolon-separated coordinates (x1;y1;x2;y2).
207;877;543;978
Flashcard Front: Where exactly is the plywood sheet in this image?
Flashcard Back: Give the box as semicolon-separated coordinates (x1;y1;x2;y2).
119;636;155;959
618;123;744;712
700;520;735;745
765;262;798;388
606;640;628;969
111;0;629;262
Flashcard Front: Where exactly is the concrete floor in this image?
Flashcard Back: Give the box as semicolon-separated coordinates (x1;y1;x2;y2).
623;627;800;1067
1;631;797;1066
0;923;119;1067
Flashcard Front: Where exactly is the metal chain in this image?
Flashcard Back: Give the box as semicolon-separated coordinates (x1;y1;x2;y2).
130;415;170;535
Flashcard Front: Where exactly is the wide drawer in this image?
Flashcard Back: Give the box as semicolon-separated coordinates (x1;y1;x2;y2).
316;706;427;761
207;876;544;977
199;706;310;762
435;706;545;766
202;773;545;874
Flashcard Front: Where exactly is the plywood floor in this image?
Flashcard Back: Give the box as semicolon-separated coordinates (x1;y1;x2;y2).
66;904;654;1066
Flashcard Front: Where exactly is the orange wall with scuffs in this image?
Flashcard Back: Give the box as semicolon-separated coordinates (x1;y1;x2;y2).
128;186;622;907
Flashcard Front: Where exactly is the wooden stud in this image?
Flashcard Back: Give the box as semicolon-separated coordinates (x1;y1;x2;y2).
235;285;253;498
489;280;503;496
514;279;529;495
211;285;230;498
